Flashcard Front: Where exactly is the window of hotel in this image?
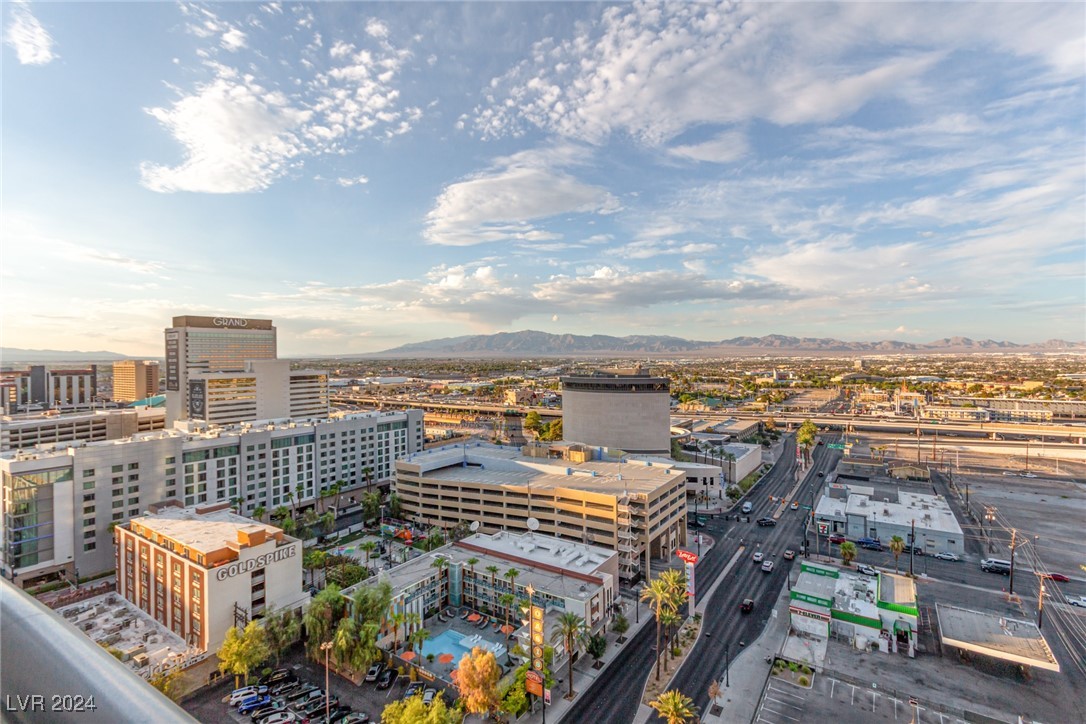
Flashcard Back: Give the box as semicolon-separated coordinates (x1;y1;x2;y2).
112;464;123;473
112;477;123;486
128;485;139;494
112;500;123;509
84;543;96;552
128;474;138;482
82;481;95;490
128;463;139;470
112;512;123;521
83;518;95;527
83;530;95;539
165;456;175;464
83;505;95;515
83;469;95;478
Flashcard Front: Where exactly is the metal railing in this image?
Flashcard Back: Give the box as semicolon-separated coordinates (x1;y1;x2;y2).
0;577;196;722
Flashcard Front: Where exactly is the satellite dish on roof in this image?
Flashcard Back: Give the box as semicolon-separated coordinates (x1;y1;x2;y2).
526;517;540;532
470;521;480;532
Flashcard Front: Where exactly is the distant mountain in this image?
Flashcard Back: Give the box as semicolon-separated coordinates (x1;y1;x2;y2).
369;331;1086;358
1;347;130;363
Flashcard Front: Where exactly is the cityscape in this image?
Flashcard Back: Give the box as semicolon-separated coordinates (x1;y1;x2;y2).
2;3;1084;724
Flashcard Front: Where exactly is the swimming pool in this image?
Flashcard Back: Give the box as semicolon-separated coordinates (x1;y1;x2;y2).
419;630;507;663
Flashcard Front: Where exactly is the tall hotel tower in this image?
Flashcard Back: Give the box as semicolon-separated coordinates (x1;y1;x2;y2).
164;316;276;423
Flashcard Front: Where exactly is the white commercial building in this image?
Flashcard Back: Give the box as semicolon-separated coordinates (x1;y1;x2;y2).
115;501;306;652
188;360;329;425
814;483;965;554
1;409;423;587
1;407;166;451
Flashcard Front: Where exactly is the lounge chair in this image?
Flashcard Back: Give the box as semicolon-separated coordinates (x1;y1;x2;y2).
460;610;471;620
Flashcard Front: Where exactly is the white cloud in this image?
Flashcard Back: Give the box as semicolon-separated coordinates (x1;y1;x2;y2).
336;174;369;187
5;1;56;65
669;131;750;164
220;27;247;51
424;144;620;246
365;19;389;39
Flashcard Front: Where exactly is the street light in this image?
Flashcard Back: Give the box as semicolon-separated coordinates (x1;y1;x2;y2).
320;641;333;723
725;643;730;687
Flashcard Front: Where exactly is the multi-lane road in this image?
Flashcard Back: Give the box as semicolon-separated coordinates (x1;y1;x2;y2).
564;438;840;722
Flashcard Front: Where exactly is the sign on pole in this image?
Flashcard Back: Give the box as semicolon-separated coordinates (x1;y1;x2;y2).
530;602;545;672
525;670;543;697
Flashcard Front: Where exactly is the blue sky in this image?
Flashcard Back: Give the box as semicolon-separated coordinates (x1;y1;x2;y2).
3;1;1083;356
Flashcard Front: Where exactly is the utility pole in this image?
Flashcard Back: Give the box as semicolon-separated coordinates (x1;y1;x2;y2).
1008;529;1017;595
1037;578;1046;629
984;506;996;553
909;520;915;578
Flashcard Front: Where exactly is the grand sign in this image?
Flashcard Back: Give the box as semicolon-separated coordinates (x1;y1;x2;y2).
215;546;297;581
213;317;249;328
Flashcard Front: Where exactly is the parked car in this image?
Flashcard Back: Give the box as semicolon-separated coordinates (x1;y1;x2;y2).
364;662;385;682
271;680;305;697
688;519;704;529
260;669;293;686
422;688;439;706
981;558;1011;575
790;501;799;511
259;713;298;724
752;551;764;563
335;714;370;724
761;560;775;573
225;686;269;706
783;549;795;561
740;598;754;613
1045;573;1070;583
1070;596;1086;608
756;517;776;527
741;502;753;514
239;696;272;716
376;669;397;690
857;564;878;576
325;704;352;722
250;703;287;721
291;688;324;709
933;551;959;562
1019;472;1037;478
828;533;846;545
403;682;425;700
301;696;339;718
286;685;321;703
910;546;925;556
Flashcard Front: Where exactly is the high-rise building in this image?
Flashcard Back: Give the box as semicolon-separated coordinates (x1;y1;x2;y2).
164;316;276;423
187;360;329;425
0;366;99;412
560;368;671;454
112;360;160;403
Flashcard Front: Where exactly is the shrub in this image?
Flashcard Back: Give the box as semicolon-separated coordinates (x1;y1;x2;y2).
801;665;811;675
788;661;798;672
671;646;681;657
798;675;810;687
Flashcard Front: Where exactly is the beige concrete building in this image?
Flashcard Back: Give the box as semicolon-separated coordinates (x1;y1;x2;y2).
115;501;305;652
394;441;687;582
0;407;166;451
560;369;671;454
112;361;160;403
190;360;329;425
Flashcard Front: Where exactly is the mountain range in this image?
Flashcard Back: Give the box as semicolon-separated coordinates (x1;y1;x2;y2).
368;332;1085;358
1;347;132;363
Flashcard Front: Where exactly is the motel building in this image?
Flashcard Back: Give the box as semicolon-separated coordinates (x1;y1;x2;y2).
114;501;307;653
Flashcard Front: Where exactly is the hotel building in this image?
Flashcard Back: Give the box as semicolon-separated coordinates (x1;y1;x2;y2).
346;530;618;647
1;409;423;587
560;368;671;454
164;316;277;424
394;442;687;582
188;360;329;425
114;501;306;652
1;365;99;412
1;407;166;451
112;360;160;403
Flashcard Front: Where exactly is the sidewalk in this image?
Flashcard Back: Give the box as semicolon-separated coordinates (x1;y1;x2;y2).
701;577;793;724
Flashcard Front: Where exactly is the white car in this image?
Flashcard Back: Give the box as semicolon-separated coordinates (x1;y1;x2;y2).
761;560;775;573
260;713;298;724
752;551;764;563
364;662;384;682
933;551;960;562
223;686;268;705
857;564;878;576
422;688;439;706
1069;596;1086;608
790;501;799;511
1019;472;1038;478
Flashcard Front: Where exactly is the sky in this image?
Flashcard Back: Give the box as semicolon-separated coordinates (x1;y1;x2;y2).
2;1;1084;357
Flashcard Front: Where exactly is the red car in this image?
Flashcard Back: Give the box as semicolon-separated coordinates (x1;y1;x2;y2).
1045;573;1070;583
828;534;846;545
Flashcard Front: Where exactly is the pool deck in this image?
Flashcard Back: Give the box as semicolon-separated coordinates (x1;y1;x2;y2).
399;609;520;682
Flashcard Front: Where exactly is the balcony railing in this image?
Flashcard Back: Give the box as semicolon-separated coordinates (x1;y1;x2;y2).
0;577;196;723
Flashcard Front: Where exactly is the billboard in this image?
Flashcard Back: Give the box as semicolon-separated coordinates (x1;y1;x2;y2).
165;332;180;391
188;379;207;419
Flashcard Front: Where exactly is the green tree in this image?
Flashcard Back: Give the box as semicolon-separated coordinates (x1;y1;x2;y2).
389;611;407;652
889;535;906;573
251;505;266;523
659;607;681;669
586;633;607;666
380;690;459;724
262;607;301;666
271;505;289;522
359;540;378;571
538;419;563;441
301;509;320;540
332;617;380;674
524;411;543;433
499;593;516;631
280;517;297;537
303;549;326;587
148;668;184;702
320;510;336;536
486;565;501;599
361;491;381;522
612;613;629;639
550;611;588;699
350;580;393;625
408;626;431;654
796;419;819;465
641;578;672;681
840;541;857;568
649;689;697;724
455;647;502;717
217;621;270;688
504;567;520;596
303;585;345;658
387;492;403;520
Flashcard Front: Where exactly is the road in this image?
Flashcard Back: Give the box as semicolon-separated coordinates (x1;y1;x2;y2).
564;438;840;723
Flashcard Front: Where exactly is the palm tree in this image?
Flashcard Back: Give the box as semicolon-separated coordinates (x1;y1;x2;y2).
408;626;431;654
486;565;500;603
658;608;680;670
405;612;422;640
280;517;297;537
287;489;298;521
431;558;450;605
320;510;335;537
641;578;672;681
252;505;266;523
362;467;374;497
359;541;377;571
271;505;289;522
889;535;906;573
504;567;520;597
840;541;857;568
330;481;343;516
657;569;687;648
649;690;697;724
302;509;319;540
550;611;588;700
499;593;516;632
466;557;479;596
389;612;406;652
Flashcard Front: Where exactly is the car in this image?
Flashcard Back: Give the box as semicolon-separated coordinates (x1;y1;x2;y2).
403;682;425;700
933;551;960;562
756;518;776;527
262;671;295;688
740;598;754;613
364;662;385;682
260;669;293;685
271;680;305;697
325;704;352;722
376;669;397;690
291;689;324;709
1002;471;1016;476
225;686;269;705
286;685;321;703
790;501;799;511
1045;573;1070;583
783;549;795;560
688;519;704;529
856;564;878;576
422;688;439;706
752;551;764;563
250;703;287;721
981;558;1011;575
239;695;272;716
1070;596;1086;608
761;560;775;573
910;546;925;556
828;533;846;545
1019;472;1038;478
301;696;339;718
741;502;753;514
259;713;298;724
860;541;884;551
334;714;370;724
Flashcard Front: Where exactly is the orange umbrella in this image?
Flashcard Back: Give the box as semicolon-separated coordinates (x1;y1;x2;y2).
401;651;417;661
450;669;459;682
438;653;455;664
500;624;515;634
467;613;481;622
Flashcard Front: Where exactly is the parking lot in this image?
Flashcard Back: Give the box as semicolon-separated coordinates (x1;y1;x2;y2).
182;643;456;723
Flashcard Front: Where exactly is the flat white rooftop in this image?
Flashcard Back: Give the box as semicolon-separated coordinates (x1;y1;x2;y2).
129;505;284;556
936;604;1059;672
846;491;962;535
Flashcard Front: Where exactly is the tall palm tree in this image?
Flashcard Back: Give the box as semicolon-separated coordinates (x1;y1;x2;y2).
330;481;343;516
389;611;406;652
404;611;422;639
504;567;520;596
658;608;680;670
499;593;516;631
550;611;588;700
889;535;906;574
286;490;297;521
362;467;374;497
641;579;672;681
649;690;697;724
252;505;266;523
466;557;479;596
486;565;501;608
840;541;857;568
657;569;687;646
408;626;430;654
359;541;377;571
